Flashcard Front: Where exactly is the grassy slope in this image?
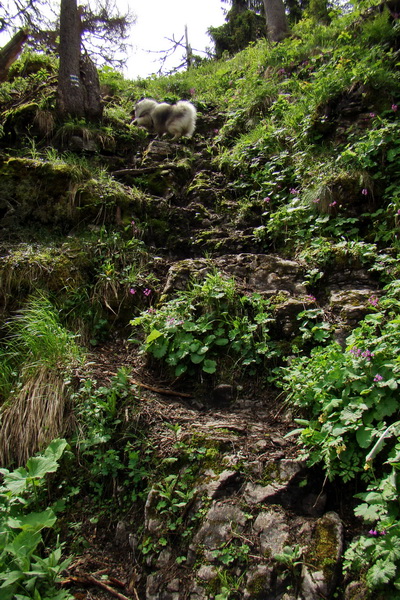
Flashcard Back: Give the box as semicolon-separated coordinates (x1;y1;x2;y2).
1;6;400;598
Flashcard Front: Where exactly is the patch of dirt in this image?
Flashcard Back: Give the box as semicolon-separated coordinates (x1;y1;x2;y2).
62;338;301;599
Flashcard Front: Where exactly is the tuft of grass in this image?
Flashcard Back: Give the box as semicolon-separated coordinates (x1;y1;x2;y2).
0;295;85;466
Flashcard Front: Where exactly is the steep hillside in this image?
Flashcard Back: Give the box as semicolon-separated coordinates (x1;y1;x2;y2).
1;7;400;600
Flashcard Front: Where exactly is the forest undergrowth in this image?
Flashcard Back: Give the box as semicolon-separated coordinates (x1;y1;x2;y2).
1;3;400;598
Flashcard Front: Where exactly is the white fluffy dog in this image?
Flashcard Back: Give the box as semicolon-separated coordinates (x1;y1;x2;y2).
133;98;197;140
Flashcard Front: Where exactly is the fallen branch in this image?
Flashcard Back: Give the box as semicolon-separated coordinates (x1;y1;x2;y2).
62;574;133;600
131;377;193;398
0;29;29;82
113;163;189;177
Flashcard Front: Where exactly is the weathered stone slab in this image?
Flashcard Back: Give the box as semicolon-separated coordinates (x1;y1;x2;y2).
253;509;290;557
301;511;344;600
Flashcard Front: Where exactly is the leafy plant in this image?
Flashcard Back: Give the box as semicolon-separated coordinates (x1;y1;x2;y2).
130;272;278;377
0;439;72;600
279;282;400;591
274;545;305;594
71;368;151;503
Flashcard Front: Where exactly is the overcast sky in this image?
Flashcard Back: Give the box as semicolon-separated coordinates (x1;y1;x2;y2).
120;0;226;79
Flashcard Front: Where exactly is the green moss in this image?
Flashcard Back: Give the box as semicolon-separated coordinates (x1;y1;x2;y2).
0;242;91;306
245;572;269;597
305;517;340;580
261;461;280;485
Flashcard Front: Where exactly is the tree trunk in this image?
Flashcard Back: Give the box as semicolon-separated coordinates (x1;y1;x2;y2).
57;0;85;118
80;52;103;120
0;29;29;82
263;0;290;42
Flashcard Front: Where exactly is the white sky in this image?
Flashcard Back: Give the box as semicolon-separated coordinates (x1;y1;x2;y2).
119;0;226;79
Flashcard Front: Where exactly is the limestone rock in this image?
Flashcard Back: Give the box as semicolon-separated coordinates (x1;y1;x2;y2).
328;287;378;325
243;481;281;504
198;469;242;500
301;511;344;600
162;253;306;299
279;458;307;481
191;501;247;551
243;565;273;599
253;509;290;557
196;564;218;582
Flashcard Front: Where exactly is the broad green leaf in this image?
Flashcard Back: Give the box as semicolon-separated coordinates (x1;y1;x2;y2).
356;427;373;449
5;530;42;557
175;363;187;376
2;468;29;496
367;559;397;587
43;439;68;462
0;571;22;587
152;342;169;358
26;456;59;479
145;329;163;344
190;353;204;364
7;508;56;532
202;359;217;374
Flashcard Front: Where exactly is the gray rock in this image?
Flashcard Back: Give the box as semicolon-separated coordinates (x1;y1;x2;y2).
279;458;306;481
253;510;289;557
243;481;281;504
191;501;247;551
155;548;172;568
144;488;163;534
166;579;180;592
189;583;209;600
162;254;306;299
196;565;218;582
301;511;344;600
344;580;369;599
244;565;273;599
114;520;128;545
198;469;241;499
328;288;377;324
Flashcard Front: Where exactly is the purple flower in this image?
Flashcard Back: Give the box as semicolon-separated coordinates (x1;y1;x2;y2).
143;288;152;297
374;374;383;382
290;188;299;194
368;296;379;306
369;112;376;118
189;88;196;96
129;288;136;295
369;529;379;536
264;196;271;203
329;201;337;207
392;104;398;112
349;347;362;356
369;528;387;536
361;188;369;196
